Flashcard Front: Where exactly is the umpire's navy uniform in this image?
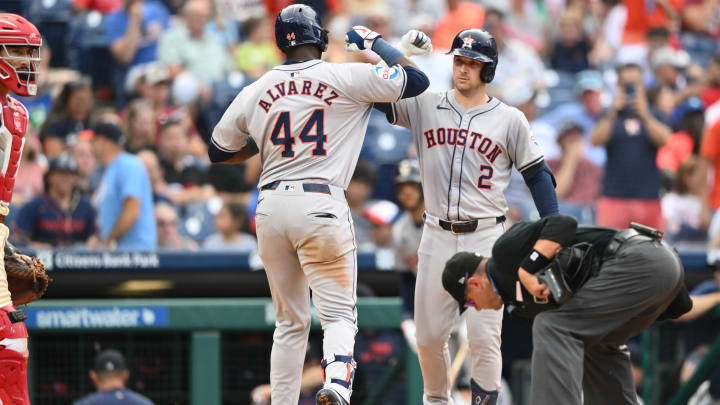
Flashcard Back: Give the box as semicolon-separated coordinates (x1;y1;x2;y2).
476;215;690;404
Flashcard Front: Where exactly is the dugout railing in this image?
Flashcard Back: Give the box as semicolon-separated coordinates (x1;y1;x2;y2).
25;297;423;405
24;248;716;405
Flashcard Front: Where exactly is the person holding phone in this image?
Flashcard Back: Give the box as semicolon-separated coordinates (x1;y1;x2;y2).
589;63;672;230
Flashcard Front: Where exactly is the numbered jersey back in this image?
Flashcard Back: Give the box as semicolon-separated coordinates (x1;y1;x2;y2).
212;60;407;189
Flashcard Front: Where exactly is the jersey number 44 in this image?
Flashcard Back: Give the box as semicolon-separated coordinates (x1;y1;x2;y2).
270;109;327;158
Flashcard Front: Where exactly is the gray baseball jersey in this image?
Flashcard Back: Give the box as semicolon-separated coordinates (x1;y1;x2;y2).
392;212;423;273
389;90;543;220
211;60;407;188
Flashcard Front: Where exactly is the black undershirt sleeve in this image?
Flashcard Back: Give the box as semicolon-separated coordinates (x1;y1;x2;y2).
537;214;578;246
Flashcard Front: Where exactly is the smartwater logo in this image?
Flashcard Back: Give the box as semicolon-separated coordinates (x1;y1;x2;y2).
25;307;169;329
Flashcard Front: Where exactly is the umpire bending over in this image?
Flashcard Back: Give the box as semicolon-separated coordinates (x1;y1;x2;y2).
442;214;692;405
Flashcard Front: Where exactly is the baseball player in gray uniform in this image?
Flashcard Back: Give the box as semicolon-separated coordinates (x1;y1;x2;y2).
208;5;429;405
375;28;559;404
392;159;424;351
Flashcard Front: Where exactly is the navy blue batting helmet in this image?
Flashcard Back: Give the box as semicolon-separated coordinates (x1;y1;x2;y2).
448;29;498;83
275;4;328;53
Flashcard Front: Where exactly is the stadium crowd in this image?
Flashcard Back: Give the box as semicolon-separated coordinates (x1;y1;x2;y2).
3;0;720;254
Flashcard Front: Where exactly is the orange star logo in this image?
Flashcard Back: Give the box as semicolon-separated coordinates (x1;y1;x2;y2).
287;32;296;40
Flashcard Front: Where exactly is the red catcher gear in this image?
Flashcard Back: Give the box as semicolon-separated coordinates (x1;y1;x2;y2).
0;96;27;211
0;305;30;405
0;14;41;97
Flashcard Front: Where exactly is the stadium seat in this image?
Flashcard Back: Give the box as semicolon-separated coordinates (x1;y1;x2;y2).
68;12;113;89
28;0;73;67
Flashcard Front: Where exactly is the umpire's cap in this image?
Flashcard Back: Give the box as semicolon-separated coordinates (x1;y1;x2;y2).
275;4;328;53
395;159;421;184
447;28;498;83
442;252;485;314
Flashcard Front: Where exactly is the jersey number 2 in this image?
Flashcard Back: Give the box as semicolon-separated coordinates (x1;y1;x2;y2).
270;109;327;158
477;165;493;189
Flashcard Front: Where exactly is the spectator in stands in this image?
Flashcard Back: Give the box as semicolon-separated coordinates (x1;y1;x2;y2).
484;6;547;103
547;122;603;224
106;0;170;101
701;51;720;108
347;161;376;248
39;77;94;158
661;156;711;244
13;131;46;206
680;0;720;66
123;99;157;154
155;202;197;251
362;200;399;250
232;17;281;79
549;9;592;74
73;348;154;405
431;0;486;51
700;110;720;210
72;0;123;14
540;69;608;167
157;119;206;187
158;0;232;86
658;97;705;172
90;122;156;250
14;154;95;249
136;149;172;205
391;160;423;352
590;63;671;230
72;137;102;197
202;202;256;251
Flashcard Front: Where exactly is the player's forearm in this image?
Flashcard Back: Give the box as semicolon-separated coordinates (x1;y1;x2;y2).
105;197;140;244
674;293;720;322
208;138;259;164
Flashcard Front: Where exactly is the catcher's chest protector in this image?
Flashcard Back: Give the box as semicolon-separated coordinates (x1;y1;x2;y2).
0;96;27;208
0;305;29;405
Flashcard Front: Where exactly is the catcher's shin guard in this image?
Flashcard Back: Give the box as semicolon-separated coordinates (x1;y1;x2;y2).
471;378;498;405
0;305;29;405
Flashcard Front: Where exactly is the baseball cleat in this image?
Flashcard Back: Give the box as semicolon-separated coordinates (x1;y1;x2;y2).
315;388;348;405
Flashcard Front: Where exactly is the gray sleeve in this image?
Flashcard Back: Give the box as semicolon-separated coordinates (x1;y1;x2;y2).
333;63;407;104
507;107;544;172
210;89;251;153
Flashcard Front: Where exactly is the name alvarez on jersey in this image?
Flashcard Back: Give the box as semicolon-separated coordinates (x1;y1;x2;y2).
258;80;340;113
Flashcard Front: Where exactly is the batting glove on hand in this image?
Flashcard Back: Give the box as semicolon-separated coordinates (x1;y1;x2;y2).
345;25;381;51
399;30;433;56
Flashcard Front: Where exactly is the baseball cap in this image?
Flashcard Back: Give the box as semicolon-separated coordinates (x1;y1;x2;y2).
91;122;125;144
93;349;128;373
48;153;78;174
575;70;604;93
144;62;171;86
442;251;485;314
363;200;400;226
651;46;689;70
557;121;583;139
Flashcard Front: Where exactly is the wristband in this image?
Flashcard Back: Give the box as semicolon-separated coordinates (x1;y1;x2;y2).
371;38;404;67
519;249;551;274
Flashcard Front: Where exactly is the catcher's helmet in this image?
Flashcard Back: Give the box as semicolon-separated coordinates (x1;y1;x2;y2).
447;28;497;83
395;160;421;184
275;4;328;53
0;13;41;96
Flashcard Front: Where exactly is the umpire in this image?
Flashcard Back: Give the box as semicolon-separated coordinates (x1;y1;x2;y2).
442;214;692;405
